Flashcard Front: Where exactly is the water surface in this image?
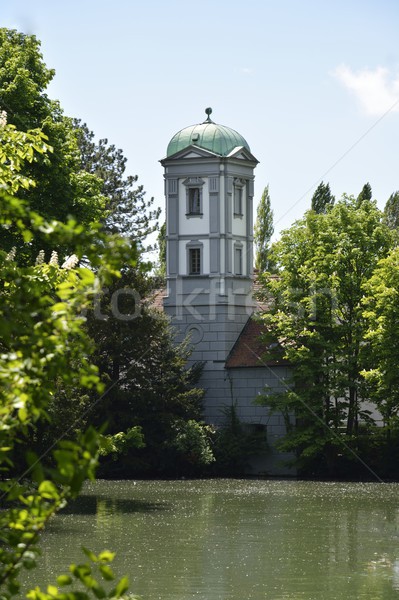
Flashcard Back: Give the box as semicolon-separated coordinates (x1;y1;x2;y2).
24;479;399;599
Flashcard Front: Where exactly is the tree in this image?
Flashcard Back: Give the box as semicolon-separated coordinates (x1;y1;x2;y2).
154;220;167;280
0;29;107;261
66;125;211;476
383;191;399;230
84;275;213;477
211;404;269;476
73;120;160;248
356;182;372;206
360;247;399;476
311;181;334;214
0;29;54;130
256;195;393;475
50;122;208;475
362;247;399;426
254;185;274;272
0;111;50;194
0;119;138;599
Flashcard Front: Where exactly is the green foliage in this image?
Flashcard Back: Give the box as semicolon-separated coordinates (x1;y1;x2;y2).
362;247;399;425
311;181;334;214
211;404;269;476
88;296;207;477
0;29;54;129
383;191;399;230
73;120;160;248
356;182;372;206
0;107;135;599
171;420;215;470
154;221;166;280
0;30;107;261
0;118;51;193
257;195;393;475
26;548;140;600
254;185;274;272
99;428;145;459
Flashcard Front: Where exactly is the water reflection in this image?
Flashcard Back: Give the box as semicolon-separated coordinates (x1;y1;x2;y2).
62;494;168;515
23;480;399;600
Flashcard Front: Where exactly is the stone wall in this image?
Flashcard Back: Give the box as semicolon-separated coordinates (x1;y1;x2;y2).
199;364;296;476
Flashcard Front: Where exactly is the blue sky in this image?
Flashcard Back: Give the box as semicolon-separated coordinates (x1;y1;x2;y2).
3;0;399;241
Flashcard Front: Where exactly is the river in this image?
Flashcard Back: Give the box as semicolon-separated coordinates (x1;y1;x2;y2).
23;479;399;599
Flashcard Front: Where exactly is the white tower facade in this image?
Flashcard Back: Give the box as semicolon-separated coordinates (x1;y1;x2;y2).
160;109;259;370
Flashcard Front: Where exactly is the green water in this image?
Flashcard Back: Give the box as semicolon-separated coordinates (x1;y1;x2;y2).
24;479;399;599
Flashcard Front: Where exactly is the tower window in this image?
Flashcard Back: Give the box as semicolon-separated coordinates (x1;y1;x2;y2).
183;177;205;217
188;188;201;214
189;248;201;275
234;247;243;275
234;178;245;216
234;187;242;215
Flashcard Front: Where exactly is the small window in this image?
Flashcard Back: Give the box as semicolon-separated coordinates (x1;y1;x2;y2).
183;177;204;217
189;248;201;275
234;179;245;216
188;188;201;214
234;247;242;275
244;423;267;435
234;187;242;215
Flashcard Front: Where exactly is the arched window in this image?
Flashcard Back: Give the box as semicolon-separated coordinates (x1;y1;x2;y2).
183;177;205;217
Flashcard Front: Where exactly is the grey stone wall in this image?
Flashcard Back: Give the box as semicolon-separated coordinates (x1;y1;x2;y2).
198;364;295;476
164;303;252;364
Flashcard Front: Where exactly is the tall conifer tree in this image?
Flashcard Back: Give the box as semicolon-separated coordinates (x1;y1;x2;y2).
357;182;372;206
384;191;399;229
311;181;335;214
254;185;274;272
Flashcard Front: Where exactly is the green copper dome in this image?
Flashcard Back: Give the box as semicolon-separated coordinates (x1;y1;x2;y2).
166;108;250;157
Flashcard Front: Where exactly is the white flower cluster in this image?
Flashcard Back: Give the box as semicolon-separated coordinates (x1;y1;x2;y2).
61;254;79;270
5;247;16;261
35;250;45;265
0;110;7;127
49;250;58;266
5;249;80;269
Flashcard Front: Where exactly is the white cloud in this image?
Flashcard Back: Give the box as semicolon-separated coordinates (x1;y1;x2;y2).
333;65;399;116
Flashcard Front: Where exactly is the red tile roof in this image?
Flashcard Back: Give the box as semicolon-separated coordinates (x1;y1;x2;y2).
147;287;166;311
225;317;266;368
225;315;286;369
